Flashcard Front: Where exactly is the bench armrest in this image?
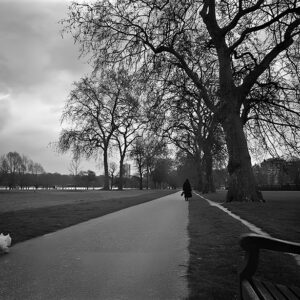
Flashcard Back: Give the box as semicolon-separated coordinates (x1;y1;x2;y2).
239;233;300;280
240;233;300;255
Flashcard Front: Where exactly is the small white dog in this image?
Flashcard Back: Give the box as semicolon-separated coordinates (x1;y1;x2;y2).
0;233;12;253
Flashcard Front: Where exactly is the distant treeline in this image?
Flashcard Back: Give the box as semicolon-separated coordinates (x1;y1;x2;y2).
0;171;183;190
253;157;300;189
0;152;45;189
0;151;228;191
0;152;101;190
0;170;145;190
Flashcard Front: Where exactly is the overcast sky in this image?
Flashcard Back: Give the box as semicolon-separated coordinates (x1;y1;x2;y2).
0;0;104;174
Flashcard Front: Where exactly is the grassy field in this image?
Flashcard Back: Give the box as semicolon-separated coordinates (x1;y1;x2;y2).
205;190;300;241
0;189;160;212
0;189;176;244
188;191;300;299
1;189;299;299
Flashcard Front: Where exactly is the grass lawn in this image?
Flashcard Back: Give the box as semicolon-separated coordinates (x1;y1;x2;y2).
0;189;176;244
205;190;300;241
1;189;299;299
0;189;164;212
188;191;300;299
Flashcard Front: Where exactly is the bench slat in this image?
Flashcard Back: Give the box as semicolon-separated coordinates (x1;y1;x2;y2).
289;286;300;298
242;280;260;300
239;235;300;300
276;284;299;300
252;279;274;300
263;281;286;300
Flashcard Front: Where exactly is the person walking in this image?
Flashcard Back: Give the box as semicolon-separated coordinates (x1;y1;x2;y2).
182;179;192;201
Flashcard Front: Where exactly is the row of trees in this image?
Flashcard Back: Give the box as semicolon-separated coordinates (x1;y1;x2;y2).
254;157;300;187
0;151;102;190
0;152;100;190
0;170;100;190
0;151;214;190
0;146;202;190
0;152;45;189
58;70;143;190
57;59;227;192
59;0;300;201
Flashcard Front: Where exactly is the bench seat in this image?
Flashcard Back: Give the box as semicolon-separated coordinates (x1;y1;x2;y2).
241;278;300;300
239;234;300;300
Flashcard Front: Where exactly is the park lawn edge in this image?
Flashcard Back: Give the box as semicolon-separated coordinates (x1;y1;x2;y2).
0;189;177;245
187;192;300;299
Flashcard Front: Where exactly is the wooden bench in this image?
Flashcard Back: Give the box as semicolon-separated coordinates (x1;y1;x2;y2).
239;233;300;300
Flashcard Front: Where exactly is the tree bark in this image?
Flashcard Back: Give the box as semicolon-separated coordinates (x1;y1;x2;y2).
146;168;149;189
202;149;215;194
221;112;263;202
118;156;124;190
194;156;203;192
103;149;110;190
138;166;143;190
110;175;114;190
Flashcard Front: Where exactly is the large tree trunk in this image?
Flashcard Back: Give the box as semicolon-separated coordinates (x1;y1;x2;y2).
202;149;215;194
222;113;263;202
146;168;149;189
201;136;216;194
103;149;110;190
118;156;124;190
195;158;203;191
110;175;114;190
138;165;143;190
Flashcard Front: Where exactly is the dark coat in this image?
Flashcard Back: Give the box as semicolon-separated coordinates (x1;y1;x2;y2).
183;180;192;198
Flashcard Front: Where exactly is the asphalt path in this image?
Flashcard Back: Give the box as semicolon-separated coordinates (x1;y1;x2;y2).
0;191;189;299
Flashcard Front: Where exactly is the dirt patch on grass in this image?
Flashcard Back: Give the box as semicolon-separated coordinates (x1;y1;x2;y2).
0;190;176;245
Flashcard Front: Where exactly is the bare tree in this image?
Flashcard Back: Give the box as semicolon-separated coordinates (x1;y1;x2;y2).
59;70;129;190
146;69;225;193
144;135;168;189
112;73;144;190
64;0;300;202
78;170;96;190
28;161;45;189
244;77;300;158
130;137;146;190
19;155;31;189
69;155;81;190
130;134;167;189
5;152;22;189
0;155;10;188
69;155;81;177
0;153;45;189
108;162;117;189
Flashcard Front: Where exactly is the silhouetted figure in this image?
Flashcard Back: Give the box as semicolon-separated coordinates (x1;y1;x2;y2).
182;179;192;201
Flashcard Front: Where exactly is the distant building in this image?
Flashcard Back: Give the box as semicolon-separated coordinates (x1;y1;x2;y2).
123;163;131;178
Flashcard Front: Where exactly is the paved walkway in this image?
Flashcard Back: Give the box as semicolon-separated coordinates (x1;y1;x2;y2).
0;192;189;299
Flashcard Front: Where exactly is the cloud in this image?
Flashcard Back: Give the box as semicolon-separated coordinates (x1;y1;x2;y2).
0;98;11;131
0;0;94;174
0;1;90;94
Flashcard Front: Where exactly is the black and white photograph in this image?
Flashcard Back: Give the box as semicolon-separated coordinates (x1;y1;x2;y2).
0;0;299;299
